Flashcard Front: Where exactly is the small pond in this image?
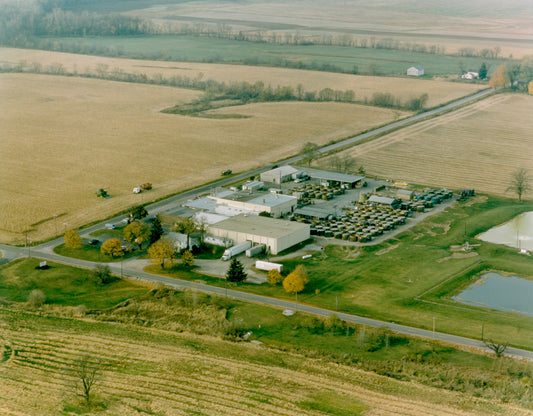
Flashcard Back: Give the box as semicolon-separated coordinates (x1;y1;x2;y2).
453;272;533;317
477;211;533;251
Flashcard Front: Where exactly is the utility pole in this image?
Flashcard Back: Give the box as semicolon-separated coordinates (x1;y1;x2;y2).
432;317;436;340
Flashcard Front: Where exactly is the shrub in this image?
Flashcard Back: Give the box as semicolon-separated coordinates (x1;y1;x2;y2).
91;264;116;285
28;290;46;308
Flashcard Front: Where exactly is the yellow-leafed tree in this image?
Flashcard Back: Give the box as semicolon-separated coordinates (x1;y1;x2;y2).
181;250;194;267
64;230;82;249
283;265;309;294
267;269;284;285
124;221;151;250
100;238;123;258
489;64;510;88
529;81;533;95
148;238;176;269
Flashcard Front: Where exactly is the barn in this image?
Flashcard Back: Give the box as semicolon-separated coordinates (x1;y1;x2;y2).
407;66;425;76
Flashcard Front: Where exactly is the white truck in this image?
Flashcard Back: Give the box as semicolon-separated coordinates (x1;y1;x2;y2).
221;241;252;261
246;244;265;257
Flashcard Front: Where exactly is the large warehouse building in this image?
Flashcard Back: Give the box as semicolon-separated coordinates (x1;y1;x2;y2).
207;214;310;255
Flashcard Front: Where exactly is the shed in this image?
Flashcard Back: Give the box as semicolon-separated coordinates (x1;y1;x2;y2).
396;189;414;201
407;66;424;76
242;181;264;191
368;195;401;209
303;167;365;188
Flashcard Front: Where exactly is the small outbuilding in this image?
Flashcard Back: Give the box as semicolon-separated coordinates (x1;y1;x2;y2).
407;66;424;76
303;167;365;189
368;195;401;209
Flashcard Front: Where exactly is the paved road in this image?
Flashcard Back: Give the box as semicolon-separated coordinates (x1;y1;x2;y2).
6;86;528;361
2;245;531;361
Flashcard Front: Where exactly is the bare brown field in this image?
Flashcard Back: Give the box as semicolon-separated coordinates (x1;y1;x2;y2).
317;94;533;196
128;0;533;59
0;313;528;416
0;73;409;243
0;48;486;107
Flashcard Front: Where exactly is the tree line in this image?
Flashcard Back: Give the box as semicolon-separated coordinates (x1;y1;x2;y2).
0;1;152;46
0;60;431;113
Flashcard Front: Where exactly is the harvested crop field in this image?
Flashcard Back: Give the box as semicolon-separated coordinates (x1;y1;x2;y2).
320;94;533;196
0;48;486;107
0;310;526;416
0;73;409;243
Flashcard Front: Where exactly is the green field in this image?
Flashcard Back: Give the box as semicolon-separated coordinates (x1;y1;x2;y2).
0;258;147;308
1;257;532;412
38;35;508;76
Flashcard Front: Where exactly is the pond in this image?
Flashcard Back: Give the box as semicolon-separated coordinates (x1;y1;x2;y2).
477;211;533;251
453;272;533;317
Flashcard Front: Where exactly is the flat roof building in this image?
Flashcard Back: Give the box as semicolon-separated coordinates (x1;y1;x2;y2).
208;214;310;255
209;190;297;218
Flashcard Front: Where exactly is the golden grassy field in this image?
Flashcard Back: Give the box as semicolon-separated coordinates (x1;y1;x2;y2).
1;310;529;416
0;48;486;107
0;73;410;244
317;94;533;197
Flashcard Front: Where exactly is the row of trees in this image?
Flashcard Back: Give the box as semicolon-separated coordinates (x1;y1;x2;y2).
489;57;533;90
0;1;151;46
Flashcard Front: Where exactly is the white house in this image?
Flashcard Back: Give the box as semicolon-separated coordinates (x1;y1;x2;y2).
461;72;479;80
407;66;424;76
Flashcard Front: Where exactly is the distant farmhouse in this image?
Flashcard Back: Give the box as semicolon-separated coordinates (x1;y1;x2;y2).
461;72;479;80
407;66;424;76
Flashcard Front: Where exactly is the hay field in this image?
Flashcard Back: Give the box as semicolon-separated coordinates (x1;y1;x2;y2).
0;73;408;243
319;94;533;196
0;48;486;107
0;312;526;416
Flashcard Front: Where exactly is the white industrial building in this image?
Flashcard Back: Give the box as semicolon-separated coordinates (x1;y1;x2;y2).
207;214;310;255
207;190;297;218
260;166;305;184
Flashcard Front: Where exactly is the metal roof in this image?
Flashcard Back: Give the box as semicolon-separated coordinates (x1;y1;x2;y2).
368;196;397;205
209;214;309;238
302;167;365;184
294;206;334;219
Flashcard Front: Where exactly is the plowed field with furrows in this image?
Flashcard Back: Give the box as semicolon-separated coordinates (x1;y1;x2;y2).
0;318;529;416
323;94;533;195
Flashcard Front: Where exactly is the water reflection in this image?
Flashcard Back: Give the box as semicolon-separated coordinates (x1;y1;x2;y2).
477;212;533;251
453;273;533;317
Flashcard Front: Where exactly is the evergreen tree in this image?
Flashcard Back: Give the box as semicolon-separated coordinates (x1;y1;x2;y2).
150;215;164;244
226;258;247;283
479;62;488;79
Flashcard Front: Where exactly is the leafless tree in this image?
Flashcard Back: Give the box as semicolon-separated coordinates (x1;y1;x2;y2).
71;354;101;404
484;339;509;358
507;168;531;202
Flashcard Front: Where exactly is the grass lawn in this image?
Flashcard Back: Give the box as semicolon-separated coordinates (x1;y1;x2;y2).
146;195;533;350
0;258;147;309
38;35;508;77
54;243;144;262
